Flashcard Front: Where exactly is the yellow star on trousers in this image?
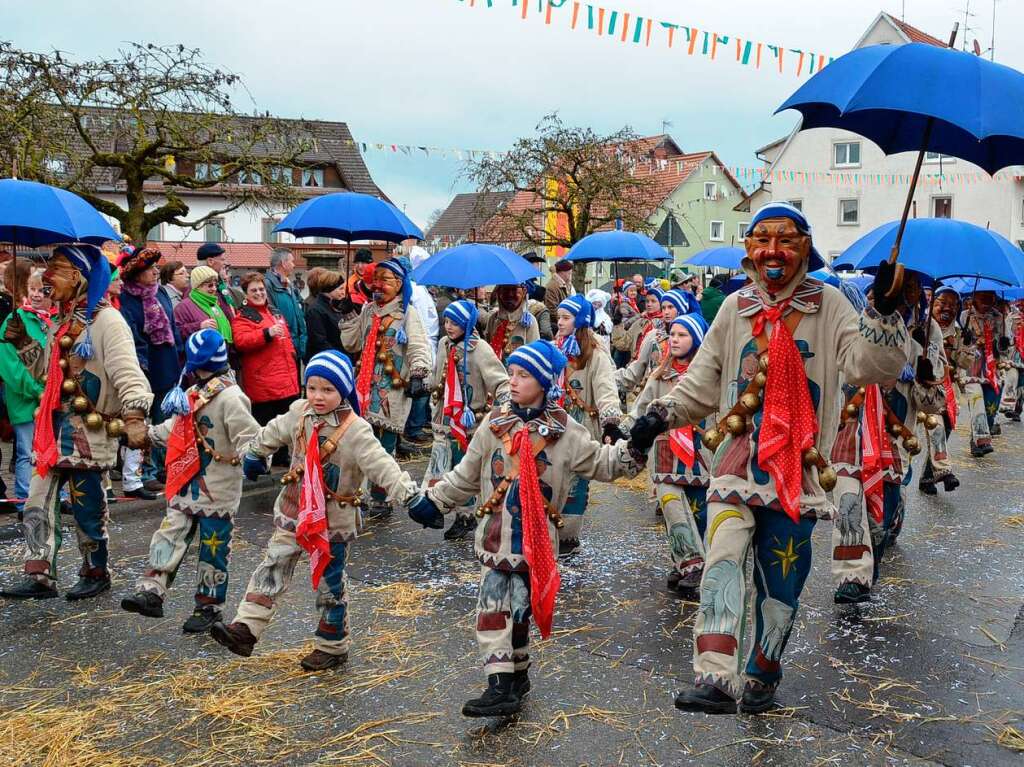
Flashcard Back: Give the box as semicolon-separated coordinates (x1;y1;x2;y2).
771;537;803;580
202;530;224;558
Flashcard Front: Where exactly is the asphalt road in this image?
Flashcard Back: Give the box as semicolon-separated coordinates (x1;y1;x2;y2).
0;418;1021;767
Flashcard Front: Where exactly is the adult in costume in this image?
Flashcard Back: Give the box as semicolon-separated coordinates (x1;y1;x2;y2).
918;286;961;493
958;290;1005;457
481;284;541;364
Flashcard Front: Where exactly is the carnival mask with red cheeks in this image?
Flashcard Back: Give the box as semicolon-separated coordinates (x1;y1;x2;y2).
496;284;525;312
43;254;84;303
745;217;810;294
933;292;959;327
370;266;401;305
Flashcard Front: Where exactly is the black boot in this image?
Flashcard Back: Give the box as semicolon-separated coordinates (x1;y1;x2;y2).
918;461;936;495
942;474;960;492
666;571;682;592
512;669;531;699
834;582;871;604
182;604;221;634
462;673;521;717
210;621;257;657
970;440;986;458
66;574;111;601
676;570;702;600
557;538;580;559
121;591;164;618
0;577;58;600
444;515;477;541
674;684;737;714
991;422;1002;436
739;682;777;714
300;649;348;671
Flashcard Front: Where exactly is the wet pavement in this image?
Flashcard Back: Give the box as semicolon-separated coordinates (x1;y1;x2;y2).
0;418;1022;767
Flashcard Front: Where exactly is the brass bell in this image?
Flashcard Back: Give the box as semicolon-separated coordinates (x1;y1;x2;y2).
758;355;769;373
916;411;927;424
857;387;866;397
844;403;860;419
59;335;74;350
740;392;761;412
903;436;922;455
61;379;77;395
888;422;903;438
475;507;486;519
230;457;240;466
925;414;941;431
384;361;395;374
554;517;565;529
377;350;388;363
58;358;69;371
818;465;838;492
725;414;746;435
702;428;724;450
802;446;820;467
753;372;768;389
84;412;104;430
105;418;124;438
72;395;90;413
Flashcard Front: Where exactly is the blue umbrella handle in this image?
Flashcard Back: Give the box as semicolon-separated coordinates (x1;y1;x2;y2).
886;117;935;299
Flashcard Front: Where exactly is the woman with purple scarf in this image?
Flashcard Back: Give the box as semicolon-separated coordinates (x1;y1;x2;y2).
118;245;182;492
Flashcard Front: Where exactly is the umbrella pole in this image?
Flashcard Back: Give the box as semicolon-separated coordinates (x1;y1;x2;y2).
886;117;935;298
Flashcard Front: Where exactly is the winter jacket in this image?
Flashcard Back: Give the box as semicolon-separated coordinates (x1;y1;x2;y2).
265;269;308;360
160;283;184;313
411;282;439;363
304;293;345;361
700;287;725;324
119;288;182;394
174;296;214;341
230;301;299;404
0;309;47;424
544;277;573;316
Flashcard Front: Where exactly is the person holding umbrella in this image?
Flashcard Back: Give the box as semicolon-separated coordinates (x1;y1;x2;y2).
340;258;431;518
481;284;540;364
1;244;153;601
629;202;911;715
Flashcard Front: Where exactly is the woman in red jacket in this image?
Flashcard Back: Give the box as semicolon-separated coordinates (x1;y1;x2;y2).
230;272;299;426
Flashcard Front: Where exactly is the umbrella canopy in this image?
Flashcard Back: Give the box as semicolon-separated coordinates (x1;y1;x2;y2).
834;218;1024;285
0;178;120;247
942;276;1024;299
685;246;744;270
273;192;423;243
776;43;1024;175
410;244;541;289
563;230;671;263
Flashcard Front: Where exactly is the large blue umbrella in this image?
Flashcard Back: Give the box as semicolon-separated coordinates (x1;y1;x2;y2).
942;276;1024;299
834;218;1024;286
0;178;119;246
273;192;423;243
410;244;541;289
563;230;671;263
685;246;744;269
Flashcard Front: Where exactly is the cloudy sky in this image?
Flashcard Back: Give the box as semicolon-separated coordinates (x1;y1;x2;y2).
5;0;1021;227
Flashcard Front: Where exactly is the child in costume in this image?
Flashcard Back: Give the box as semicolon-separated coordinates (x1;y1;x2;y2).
630;313;712;596
211;351;421;671
553;294;625;557
340;258;431;517
616;287;664;394
424;299;510;542
481;284;541;364
120;330;260;633
408;340;645;717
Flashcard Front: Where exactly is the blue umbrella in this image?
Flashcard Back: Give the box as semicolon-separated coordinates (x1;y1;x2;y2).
834;218;1024;286
777;41;1024;288
411;244;541;289
273;192;423;243
0;178;119;246
942;276;1024;299
563;230;671;263
685;246;744;269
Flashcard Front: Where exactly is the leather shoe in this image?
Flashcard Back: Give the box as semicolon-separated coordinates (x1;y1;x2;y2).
121;590;164;617
143;478;165;492
739;682;777;714
300;649;348;671
674;684;737;714
834;582;871;604
211;621;257;657
0;577;58;600
66;575;111;601
124;487;157;501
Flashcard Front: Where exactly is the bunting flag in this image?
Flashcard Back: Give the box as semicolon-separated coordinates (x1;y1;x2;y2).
455;0;836;79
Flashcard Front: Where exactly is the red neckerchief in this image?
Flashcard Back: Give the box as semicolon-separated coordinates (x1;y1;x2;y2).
634;311;661;356
443;345;468;451
32;317;74;478
355;313;383;413
860;384;894;525
19;300;52;327
297;422;331;589
1015;316;1024;359
164;390;202;500
983;323;1000;390
752;299;818;523
490;319;509;360
513;427;559;639
943;369;958;429
666;360;695;468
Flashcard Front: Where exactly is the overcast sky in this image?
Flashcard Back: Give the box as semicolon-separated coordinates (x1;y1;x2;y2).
4;0;1022;227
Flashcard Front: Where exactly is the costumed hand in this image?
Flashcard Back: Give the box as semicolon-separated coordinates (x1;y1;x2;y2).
408;494;444;529
337;295;356;315
242;453;269;482
911;325;928;350
871;261;901;316
2;312;29;350
962;327;975;346
602;422;627;445
629;411;668;455
407;376;427;399
122;409;150;450
915;357;935;386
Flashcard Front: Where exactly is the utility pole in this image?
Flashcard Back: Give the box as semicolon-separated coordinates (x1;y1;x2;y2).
991;0;998;61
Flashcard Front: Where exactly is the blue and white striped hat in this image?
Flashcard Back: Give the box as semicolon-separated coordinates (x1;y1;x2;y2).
744;202;825;270
52;243;112;361
442;300;480;430
557;294;594;358
376;258;413;344
507;340;568;400
646;286;664;304
161;329;230;416
305;350;360;415
660;289;701;318
671;313;710;355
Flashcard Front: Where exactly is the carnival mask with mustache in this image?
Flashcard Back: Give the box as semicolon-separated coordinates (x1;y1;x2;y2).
496;284;525;312
933;292;959;327
43;254;85;303
745;217;810;294
370;266;401;305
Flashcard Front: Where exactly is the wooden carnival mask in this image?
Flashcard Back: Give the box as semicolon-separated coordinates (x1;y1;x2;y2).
43;254;85;304
744;217;810;294
933;291;959;327
496;284;525;312
370;266;402;305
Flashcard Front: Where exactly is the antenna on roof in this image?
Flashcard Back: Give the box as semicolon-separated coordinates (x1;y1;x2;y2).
661;120;672;135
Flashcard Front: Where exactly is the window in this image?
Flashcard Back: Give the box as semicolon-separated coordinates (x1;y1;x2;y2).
195;162;222;181
833;141;861;168
710;220;724;242
261;218;282;243
737;222;749;241
924;152;955;164
932;196;953;218
271;166;293;185
703;182;717;201
301;168;324;188
204;218;225;242
238;168;262;185
838;198;859;226
786;199;803;211
146;223;162;241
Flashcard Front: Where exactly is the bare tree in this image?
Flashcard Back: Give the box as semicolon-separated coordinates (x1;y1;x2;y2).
0;41;314;242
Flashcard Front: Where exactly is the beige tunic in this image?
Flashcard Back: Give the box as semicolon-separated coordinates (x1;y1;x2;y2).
248;400;419;542
561;344;622;440
149;375;260;518
650;274;911;517
615;325;664;393
430;335;510;438
481;301;540;363
340;297;431;433
427;403;642;571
